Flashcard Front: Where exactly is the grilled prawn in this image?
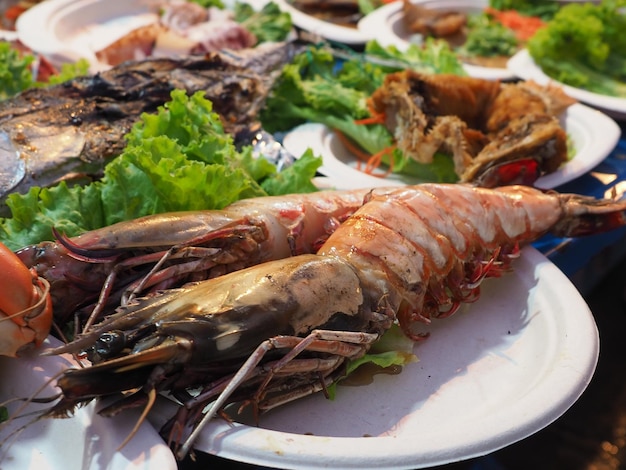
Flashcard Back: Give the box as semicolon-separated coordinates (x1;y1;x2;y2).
15;183;626;460
11;188;370;339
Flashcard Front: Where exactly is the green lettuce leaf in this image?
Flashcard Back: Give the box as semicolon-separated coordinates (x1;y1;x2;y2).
260;149;321;195
234;1;292;43
261;41;465;182
45;59;91;85
189;0;224;8
0;41;35;100
0;90;322;250
327;324;418;400
363;38;467;76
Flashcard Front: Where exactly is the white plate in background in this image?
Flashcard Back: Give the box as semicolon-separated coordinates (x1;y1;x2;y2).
0;29;17;41
0;337;177;470
508;49;626;120
283;103;620;191
272;0;370;45
16;0;159;71
285;122;414;189
15;0;270;72
357;0;516;81
149;247;599;469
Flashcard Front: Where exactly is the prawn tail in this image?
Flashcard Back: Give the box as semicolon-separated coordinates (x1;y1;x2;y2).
553;192;626;237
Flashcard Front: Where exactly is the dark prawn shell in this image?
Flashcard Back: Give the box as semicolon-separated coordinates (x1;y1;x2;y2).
45;254;385;419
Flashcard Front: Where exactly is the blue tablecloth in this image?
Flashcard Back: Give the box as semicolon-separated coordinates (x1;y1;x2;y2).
533;138;626;295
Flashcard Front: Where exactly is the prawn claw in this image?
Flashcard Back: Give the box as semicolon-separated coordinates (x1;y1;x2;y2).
0;242;53;357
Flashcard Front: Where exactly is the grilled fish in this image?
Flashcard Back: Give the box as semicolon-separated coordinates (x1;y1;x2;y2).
0;41;301;209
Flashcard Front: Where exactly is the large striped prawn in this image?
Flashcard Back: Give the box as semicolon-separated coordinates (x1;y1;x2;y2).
2;183;626;460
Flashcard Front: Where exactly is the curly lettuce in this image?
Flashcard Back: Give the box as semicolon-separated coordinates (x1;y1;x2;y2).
0;41;89;100
0;41;35;99
0;90;321;250
260;40;462;182
527;0;626;97
234;1;292;43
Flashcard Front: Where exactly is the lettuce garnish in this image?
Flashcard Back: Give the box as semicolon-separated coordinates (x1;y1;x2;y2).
234;1;292;43
0;41;90;100
260;40;463;182
0;41;34;100
328;324;418;399
0;90;321;250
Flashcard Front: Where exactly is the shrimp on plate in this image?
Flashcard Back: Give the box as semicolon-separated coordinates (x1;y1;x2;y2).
1;183;626;460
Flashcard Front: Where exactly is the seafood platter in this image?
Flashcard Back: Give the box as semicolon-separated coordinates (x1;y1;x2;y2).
15;0;378;57
358;0;517;80
0;0;625;469
283;102;621;191
506;0;626;119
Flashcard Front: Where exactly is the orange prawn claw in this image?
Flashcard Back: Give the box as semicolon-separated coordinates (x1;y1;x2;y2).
0;242;53;357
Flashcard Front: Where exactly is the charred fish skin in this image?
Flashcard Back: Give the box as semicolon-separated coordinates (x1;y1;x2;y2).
0;42;302;208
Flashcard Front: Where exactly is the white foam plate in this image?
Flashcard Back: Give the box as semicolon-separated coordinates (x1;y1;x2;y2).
357;0;515;81
0;30;17;41
508;49;626;120
149;246;599;469
282;102;620;190
15;0;270;73
0;337;177;470
272;0;370;45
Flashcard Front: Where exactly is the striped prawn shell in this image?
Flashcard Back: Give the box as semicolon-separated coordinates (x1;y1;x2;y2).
318;184;564;340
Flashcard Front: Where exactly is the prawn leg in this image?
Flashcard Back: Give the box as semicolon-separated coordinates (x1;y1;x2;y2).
176;329;379;458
